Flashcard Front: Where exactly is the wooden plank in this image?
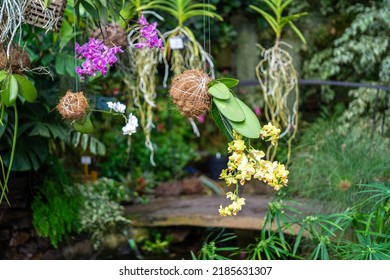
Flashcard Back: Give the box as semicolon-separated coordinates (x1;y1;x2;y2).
124;195;303;234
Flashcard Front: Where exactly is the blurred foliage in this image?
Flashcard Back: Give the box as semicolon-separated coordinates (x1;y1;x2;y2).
288;117;390;212
98;96;200;187
32;175;130;250
337;88;389;136
305;0;390;83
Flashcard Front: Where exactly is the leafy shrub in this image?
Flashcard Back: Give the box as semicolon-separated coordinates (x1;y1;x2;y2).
32;180;82;248
75;177;130;249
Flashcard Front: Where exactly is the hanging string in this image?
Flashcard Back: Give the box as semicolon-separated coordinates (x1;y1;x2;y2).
208;0;211;58
73;15;80;92
203;0;206;74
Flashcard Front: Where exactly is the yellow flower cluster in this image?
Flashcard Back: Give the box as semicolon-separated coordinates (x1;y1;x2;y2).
260;122;281;146
218;192;246;216
220;133;289;191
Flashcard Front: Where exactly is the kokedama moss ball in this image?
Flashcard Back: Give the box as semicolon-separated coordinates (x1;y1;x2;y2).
91;23;128;47
169;70;211;118
57;91;89;120
0;45;31;73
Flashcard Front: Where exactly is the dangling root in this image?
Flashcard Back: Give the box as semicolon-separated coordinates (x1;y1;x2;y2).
256;41;299;165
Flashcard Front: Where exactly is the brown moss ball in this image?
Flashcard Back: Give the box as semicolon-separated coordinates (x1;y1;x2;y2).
57;91;89;120
91;23;128;47
0;45;31;73
169;70;211;118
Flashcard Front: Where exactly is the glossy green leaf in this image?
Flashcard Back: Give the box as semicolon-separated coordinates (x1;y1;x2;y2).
2;75;18;107
14;74;38;103
228;98;261;139
208;83;230;100
213;94;245;122
73;117;94;134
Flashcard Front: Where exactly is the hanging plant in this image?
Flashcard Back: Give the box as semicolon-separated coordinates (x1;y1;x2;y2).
137;0;222;137
123;13;165;166
139;0;222;79
250;0;307;164
169;70;289;216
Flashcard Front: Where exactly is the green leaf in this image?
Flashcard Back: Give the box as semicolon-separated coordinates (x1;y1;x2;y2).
59;20;74;50
281;0;294;12
208;83;230;100
81;1;99;19
29;123;51;138
213;95;245;122
211;103;233;141
2;75;18;107
81;134;89;150
0;71;7;83
228;98;261;139
2;137;48;171
288;21;307;45
99;0;108;7
72;132;81;147
217;78;239;88
263;0;278;16
250;5;280;36
73;117;94;134
13;74;38;103
55;55;65;75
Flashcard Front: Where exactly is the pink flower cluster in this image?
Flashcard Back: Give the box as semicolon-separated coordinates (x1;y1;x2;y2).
75;38;123;80
134;15;164;50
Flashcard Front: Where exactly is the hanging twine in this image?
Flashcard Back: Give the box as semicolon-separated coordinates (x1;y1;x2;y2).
56;91;89;120
169;69;211;118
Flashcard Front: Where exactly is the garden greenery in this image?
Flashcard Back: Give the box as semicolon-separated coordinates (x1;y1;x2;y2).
33;177;130;249
304;0;390;135
288;117;390;212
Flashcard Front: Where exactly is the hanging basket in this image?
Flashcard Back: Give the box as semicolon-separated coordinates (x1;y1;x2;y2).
24;0;67;32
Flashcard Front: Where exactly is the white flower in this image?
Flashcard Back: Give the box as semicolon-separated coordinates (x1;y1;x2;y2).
107;101;126;114
122;113;139;135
